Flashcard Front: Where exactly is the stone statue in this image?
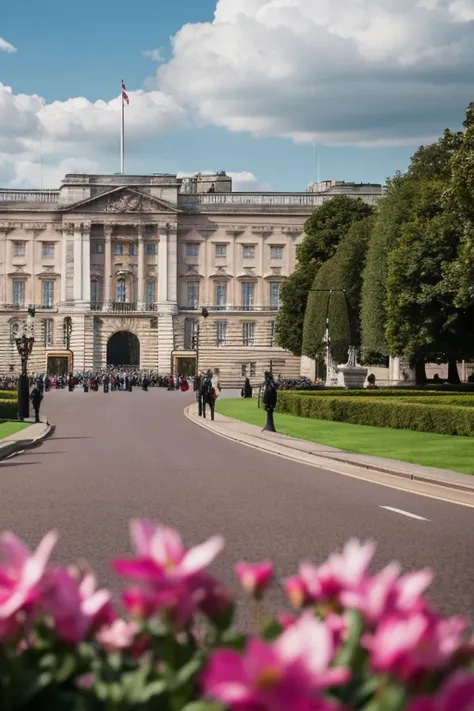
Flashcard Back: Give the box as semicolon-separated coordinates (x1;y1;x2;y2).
345;346;358;368
262;370;277;432
105;193;153;213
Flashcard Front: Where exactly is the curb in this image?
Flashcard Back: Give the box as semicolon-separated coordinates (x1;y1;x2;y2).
184;405;474;498
0;422;55;462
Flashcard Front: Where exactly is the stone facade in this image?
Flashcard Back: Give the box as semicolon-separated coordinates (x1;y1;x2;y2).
0;174;384;385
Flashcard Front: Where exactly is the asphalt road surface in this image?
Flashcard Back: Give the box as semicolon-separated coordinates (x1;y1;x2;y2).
1;388;474;622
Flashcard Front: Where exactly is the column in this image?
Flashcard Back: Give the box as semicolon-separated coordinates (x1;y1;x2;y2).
60;230;67;303
73;224;83;302
137;225;145;308
82;224;91;306
158;226;168;302
167;222;178;304
104;225;112;304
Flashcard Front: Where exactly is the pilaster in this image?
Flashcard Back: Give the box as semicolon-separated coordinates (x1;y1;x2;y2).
158;225;168;302
137;225;145;308
104;225;112;303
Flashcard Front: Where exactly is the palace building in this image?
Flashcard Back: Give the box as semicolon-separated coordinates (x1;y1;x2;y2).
0;173;384;384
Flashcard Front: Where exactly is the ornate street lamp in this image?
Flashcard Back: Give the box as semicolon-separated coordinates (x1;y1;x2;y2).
15;306;35;420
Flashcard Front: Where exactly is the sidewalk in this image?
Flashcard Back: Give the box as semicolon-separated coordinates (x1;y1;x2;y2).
0;420;54;461
185;403;474;503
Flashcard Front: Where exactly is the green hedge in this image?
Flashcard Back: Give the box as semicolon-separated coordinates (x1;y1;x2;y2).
284;389;474;398
0;390;17;401
275;392;474;436
0;401;18;419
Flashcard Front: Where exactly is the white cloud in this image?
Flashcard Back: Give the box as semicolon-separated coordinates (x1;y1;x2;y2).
143;48;165;62
157;0;474;146
0;38;16;53
0;83;187;187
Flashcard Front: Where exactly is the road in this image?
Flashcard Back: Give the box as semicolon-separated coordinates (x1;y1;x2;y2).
1;388;474;622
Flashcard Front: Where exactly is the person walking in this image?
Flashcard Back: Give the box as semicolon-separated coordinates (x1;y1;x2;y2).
241;377;253;398
30;385;43;423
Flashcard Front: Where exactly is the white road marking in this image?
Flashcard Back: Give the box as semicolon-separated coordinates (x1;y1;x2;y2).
380;506;429;521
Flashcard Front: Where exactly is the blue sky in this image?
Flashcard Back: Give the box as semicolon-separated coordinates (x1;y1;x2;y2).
1;0;472;190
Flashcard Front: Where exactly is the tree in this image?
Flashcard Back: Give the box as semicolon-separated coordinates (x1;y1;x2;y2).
360;175;416;363
361;129;464;371
302;216;374;362
386;179;474;383
276;196;373;355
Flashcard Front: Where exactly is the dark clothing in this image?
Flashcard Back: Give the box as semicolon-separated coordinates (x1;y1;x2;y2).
241;378;253;398
201;376;216;421
30;387;43;423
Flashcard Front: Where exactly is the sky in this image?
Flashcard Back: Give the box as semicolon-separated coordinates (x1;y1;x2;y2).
1;0;474;192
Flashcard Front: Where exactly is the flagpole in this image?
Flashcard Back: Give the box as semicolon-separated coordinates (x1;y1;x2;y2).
120;79;125;175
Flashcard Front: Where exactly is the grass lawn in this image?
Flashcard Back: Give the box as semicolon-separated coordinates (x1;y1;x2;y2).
217;398;474;475
0;422;31;439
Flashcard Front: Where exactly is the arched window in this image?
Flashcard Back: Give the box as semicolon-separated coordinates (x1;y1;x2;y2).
10;321;21;342
116;278;126;303
63;317;72;349
43;319;54;346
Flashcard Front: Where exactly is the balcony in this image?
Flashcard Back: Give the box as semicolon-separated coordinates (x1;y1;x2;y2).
90;302;158;313
0;303;57;312
0;189;59;204
180;304;279;313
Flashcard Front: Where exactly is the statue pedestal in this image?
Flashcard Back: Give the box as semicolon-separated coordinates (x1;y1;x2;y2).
337;365;368;389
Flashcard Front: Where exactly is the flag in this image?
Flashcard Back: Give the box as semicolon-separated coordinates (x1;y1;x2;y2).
121;80;129;105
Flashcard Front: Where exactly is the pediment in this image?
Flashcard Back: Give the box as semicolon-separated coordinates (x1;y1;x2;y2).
62;186;180;214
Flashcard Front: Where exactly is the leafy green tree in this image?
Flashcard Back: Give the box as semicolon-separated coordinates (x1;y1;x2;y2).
276;196;373;355
360;175;415;363
302;216;374;362
386;179;474;383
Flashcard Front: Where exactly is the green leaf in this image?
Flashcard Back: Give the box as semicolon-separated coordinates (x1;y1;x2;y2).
172;656;203;690
55;653;77;683
335;611;364;667
181;703;223;711
260;618;283;642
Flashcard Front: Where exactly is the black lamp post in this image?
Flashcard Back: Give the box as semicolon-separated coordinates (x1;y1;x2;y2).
15;306;35;420
262;370;278;433
194;306;209;375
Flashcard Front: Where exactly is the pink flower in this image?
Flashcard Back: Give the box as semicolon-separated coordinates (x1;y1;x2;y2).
284;575;313;609
299;539;376;604
194;573;234;623
341;564;432;624
235;561;273;599
203;612;349;711
276;612;298;630
43;568;113;645
97;619;139;652
114;520;224;585
407;670;474;711
363;610;467;681
0;530;58;621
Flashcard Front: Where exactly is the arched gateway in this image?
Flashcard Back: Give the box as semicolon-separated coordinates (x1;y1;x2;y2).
107;331;140;367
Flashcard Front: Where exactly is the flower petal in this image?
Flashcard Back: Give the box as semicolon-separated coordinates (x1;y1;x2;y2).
181;535;225;576
130;519;157;557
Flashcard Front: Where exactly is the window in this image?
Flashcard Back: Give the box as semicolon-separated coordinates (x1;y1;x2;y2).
150;317;158;329
42;242;55;258
93;242;104;254
241;364;247;377
186;281;199;308
243;245;256;259
12;280;25;306
269;320;276;347
43;319;53;346
270;245;283;260
242;321;255;346
241;282;255;310
91;280;102;306
250;362;256;377
116;278;126;302
13;242;26;257
42;281;54;307
185;243;199;257
63;317;72;348
216;321;227;347
146;281;155;307
10;321;21;341
215;244;227;258
269;282;280;310
113;243;123;256
184;319;198;349
129;243;137;256
215;282;227;307
146;242;157;255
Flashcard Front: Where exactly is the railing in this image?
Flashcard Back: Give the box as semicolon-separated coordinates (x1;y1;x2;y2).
0;189;60;203
178;193;325;208
0;303;57;311
180;304;279;312
91;302;158;313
